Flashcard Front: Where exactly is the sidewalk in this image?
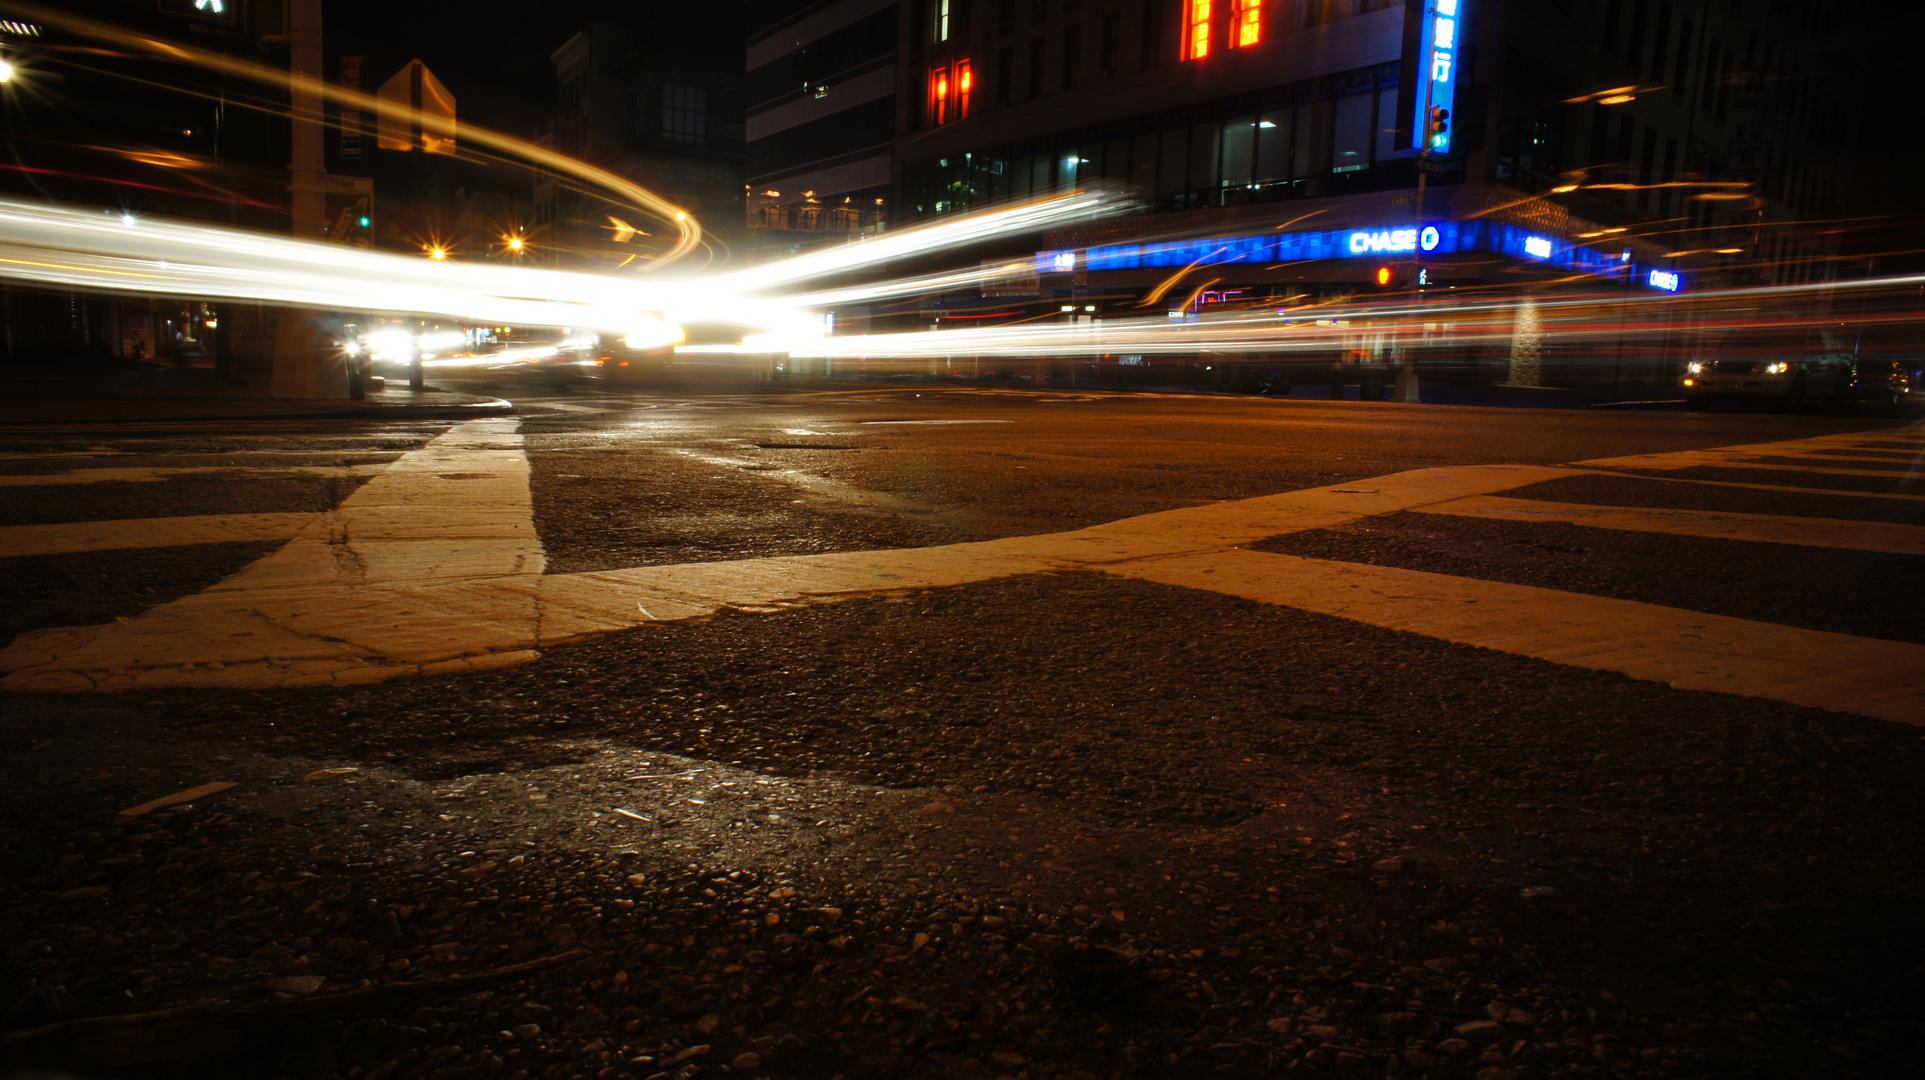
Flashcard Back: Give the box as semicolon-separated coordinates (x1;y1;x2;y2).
0;356;513;424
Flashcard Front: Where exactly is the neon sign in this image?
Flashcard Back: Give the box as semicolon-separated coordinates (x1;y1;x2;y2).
1347;228;1419;254
1413;0;1462;154
1420;226;1440;251
1648;269;1681;292
1523;235;1553;258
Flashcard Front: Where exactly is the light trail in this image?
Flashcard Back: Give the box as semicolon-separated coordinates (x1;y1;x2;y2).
694;273;1925;364
0;185;1138;345
0;0;706;267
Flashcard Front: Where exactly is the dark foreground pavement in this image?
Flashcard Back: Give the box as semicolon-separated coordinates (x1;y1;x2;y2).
4;572;1920;1080
0;389;1919;1080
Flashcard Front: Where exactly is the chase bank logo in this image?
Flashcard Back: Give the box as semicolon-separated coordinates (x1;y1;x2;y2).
1347;229;1418;254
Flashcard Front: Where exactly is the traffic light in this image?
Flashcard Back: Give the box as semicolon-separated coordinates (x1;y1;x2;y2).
1426;107;1450;150
1374;265;1396;288
156;0;237;24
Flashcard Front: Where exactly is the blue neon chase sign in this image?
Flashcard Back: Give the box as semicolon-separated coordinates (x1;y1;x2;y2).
1414;0;1462;154
1648;269;1682;292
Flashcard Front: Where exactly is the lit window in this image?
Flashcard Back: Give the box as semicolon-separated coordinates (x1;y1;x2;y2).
930;65;951;124
1231;0;1260;47
1184;0;1212;60
930;61;970;124
934;0;951;42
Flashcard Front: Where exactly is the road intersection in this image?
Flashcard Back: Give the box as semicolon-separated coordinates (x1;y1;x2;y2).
4;416;1919;724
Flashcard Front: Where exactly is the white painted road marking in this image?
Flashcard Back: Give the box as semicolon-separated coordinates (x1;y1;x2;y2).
0;464;387;486
0;513;315;558
1;421;1919;726
1423;495;1925;556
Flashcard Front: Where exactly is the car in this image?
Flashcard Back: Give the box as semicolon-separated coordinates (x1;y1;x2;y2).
1681;325;1852;411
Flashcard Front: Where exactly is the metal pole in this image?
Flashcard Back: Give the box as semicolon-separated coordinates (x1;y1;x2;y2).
1395;44;1434;405
269;0;346;399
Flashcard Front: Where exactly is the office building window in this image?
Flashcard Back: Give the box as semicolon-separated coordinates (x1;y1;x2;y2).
1061;23;1081;90
929;65;951;124
1141;0;1168;68
662;84;706;143
934;0;951;41
929;61;971;124
1230;0;1260;48
994;46;1012;106
1027;36;1045;99
1183;0;1212;61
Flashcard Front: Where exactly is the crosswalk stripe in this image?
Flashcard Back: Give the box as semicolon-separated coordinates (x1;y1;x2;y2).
1571;472;1925;502
0;513;315;558
1575;450;1913;479
0;465;387;486
1110;548;1924;726
1422;495;1925;556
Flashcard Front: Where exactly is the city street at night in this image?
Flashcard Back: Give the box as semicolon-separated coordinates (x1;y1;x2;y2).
1;386;1919;1078
5;0;1925;1075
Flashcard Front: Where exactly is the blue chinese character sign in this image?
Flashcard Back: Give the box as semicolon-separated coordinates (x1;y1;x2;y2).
1413;0;1462;154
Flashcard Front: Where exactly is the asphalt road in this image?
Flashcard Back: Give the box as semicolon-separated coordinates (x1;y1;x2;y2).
1;381;1920;1080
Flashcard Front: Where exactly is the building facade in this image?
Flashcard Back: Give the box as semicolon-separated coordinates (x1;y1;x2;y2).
535;14;747;271
838;0;1862;388
746;0;900;257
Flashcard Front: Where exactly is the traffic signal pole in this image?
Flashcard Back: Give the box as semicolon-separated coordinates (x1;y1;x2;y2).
1395;84;1436;405
270;0;349;399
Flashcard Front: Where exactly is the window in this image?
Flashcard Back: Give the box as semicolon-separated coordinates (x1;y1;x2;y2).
930;61;972;123
929;65;951;124
662;83;707;143
1230;0;1260;48
1183;0;1212;61
934;0;951;41
1099;11;1120;77
994;46;1012;106
1673;18;1692;98
1061;23;1081;90
1026;36;1045;99
1141;0;1168;68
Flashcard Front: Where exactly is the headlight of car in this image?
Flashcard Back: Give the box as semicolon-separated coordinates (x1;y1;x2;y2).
1765;362;1790;375
1686;361;1703;375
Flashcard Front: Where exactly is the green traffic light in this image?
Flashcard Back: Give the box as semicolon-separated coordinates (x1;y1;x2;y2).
359;217;371;227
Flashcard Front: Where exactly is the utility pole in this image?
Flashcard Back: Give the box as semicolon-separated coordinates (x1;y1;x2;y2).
270;0;348;399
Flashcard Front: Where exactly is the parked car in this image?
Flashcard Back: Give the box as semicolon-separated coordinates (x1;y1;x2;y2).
1681;325;1852;411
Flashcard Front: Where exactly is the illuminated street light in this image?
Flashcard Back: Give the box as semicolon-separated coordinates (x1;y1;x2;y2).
0;57;13;83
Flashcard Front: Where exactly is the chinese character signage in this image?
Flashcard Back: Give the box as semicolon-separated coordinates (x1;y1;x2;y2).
1413;0;1461;154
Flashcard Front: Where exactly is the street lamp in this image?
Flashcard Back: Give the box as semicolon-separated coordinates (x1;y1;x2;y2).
0;57;13;83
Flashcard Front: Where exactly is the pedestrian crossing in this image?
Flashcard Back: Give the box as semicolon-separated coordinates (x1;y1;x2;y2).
1;419;1919;724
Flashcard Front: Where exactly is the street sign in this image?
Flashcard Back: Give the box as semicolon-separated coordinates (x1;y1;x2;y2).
1416;157;1444;174
1412;0;1463;154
